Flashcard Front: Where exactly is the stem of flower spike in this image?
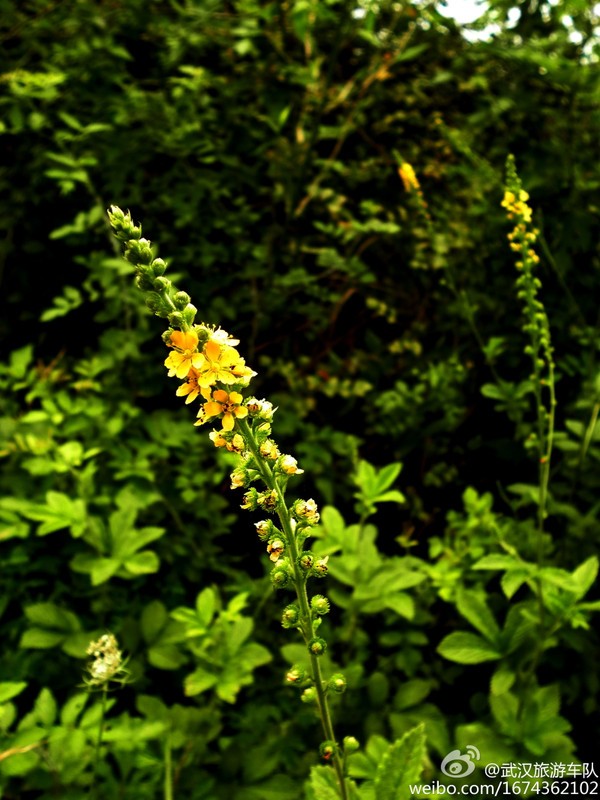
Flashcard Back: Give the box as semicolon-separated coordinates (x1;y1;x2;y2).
236;418;350;800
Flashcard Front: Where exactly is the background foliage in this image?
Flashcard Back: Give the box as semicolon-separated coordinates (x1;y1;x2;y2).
1;0;599;797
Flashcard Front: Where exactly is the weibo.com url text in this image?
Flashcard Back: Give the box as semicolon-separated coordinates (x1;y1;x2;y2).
409;780;599;796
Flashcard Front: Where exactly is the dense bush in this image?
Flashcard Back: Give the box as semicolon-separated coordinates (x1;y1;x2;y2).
1;1;599;797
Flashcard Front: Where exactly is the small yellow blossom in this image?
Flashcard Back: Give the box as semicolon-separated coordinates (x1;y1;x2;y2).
259;440;280;460
399;162;420;193
175;371;211;405
279;455;304;475
201;389;248;431
197;340;247;387
164;330;205;379
267;539;284;562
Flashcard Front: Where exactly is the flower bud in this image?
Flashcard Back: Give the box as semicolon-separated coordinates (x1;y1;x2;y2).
270;565;290;589
277;454;304;476
145;293;164;314
153;276;171;292
259;439;280;460
313;556;329;577
285;665;306;684
328;673;346;694
281;604;300;628
107;206;142;241
255;520;274;541
168;311;184;327
182;303;197;325
151;258;167;276
241;488;259;511
257;489;278;512
308;637;327;656
319;741;337;761
343;736;359;753
311;595;330;616
293;499;320;526
301;686;317;703
135;273;154;292
173;290;191;309
125;237;153;265
230;467;248;490
298;551;315;571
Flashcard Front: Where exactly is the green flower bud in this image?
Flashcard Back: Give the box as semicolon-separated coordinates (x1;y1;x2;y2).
311;595;330;616
135;273;155;292
145;293;164;314
107;206;142;241
285;665;306;684
168;311;184;327
153;276;171;292
125;237;153;265
308;637;327;656
161;329;173;345
301;686;317;703
328;673;347;693
281;604;300;628
182;303;197;325
343;736;359;753
319;741;337;761
151;258;167;276
270;565;290;589
174;291;191;309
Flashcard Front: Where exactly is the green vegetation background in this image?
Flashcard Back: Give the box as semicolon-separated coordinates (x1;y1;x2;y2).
0;0;599;797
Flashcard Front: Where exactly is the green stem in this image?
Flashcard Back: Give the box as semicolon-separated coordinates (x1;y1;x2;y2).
237;418;349;800
164;728;173;800
90;687;108;796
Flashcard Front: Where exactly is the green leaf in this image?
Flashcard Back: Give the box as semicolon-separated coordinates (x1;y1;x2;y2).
23;491;87;537
501;569;530;599
306;765;341;800
141;601;168;644
571;556;598;600
383;593;414;620
122;550;160;576
0;682;27;704
437;632;501;664
374;724;426;800
456;588;501;644
184;667;218;697
20;628;66;649
33;688;57;727
195;587;216;627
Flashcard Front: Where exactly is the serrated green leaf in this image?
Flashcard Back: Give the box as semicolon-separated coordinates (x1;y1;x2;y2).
374;724;426;800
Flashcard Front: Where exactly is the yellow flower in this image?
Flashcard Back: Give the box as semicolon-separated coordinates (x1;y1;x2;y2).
399;162;420;193
164;330;205;379
197;340;246;387
175;370;212;405
201;389;248;431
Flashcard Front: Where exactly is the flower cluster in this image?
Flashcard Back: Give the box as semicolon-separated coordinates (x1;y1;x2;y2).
85;633;127;689
108;206;353;796
502;156;556;485
398;160;431;222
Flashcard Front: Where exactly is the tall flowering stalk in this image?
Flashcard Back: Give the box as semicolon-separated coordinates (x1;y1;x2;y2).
502;156;556;539
107;207;353;799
